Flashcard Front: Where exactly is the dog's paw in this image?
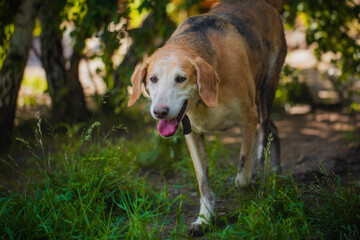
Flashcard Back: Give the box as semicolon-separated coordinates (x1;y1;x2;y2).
235;172;252;188
187;222;208;237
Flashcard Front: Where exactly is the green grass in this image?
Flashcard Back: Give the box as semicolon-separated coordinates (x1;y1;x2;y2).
0;121;187;239
1;120;360;239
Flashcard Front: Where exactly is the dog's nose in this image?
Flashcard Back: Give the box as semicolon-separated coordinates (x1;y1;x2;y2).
154;105;169;119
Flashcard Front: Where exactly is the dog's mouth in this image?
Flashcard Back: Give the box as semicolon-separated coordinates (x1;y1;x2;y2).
157;100;188;137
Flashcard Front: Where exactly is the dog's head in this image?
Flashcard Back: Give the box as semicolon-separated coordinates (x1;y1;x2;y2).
128;46;219;137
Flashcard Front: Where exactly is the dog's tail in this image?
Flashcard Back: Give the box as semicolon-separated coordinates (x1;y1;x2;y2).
265;0;286;13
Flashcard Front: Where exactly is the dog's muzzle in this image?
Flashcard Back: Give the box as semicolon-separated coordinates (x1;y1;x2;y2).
157;100;191;137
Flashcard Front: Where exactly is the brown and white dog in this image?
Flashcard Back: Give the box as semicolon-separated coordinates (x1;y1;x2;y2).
128;0;286;236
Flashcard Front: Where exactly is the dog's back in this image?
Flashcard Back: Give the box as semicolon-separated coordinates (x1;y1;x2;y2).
169;0;286;123
168;0;286;167
212;0;286;83
169;0;286;91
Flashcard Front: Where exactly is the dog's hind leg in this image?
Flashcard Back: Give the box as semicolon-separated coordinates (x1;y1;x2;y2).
256;48;286;173
235;119;257;188
185;132;214;237
256;118;281;173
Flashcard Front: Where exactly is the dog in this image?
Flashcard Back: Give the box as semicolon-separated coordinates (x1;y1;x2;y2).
128;0;286;236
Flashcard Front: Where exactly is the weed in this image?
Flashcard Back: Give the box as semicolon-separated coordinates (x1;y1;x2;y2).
308;173;360;239
206;134;311;239
1;121;360;239
0;120;186;239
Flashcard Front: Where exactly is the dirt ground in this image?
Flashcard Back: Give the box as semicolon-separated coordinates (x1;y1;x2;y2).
146;109;360;232
274;110;360;181
183;109;360;183
214;110;360;181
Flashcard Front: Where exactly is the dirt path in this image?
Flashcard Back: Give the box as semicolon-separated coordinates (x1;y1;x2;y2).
204;110;360;179
149;110;360;233
274;110;360;181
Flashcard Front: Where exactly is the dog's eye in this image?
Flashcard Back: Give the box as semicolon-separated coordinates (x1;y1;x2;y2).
175;76;187;83
149;76;158;83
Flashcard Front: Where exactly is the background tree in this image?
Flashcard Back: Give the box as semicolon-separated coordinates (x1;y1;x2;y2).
283;0;360;109
0;0;39;155
38;0;89;122
38;0;124;122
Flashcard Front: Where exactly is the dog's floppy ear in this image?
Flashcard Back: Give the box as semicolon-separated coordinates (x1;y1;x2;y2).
128;62;148;106
192;57;220;107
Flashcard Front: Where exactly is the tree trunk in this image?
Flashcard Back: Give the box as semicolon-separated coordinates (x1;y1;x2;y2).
39;35;73;121
0;0;38;154
39;1;89;122
66;51;90;121
39;3;69;120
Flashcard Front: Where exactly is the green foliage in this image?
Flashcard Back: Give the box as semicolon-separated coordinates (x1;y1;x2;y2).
21;76;48;93
0;0;19;44
283;0;360;106
17;77;48;107
0;23;13;69
64;0;120;86
0;0;19;69
131;0;175;56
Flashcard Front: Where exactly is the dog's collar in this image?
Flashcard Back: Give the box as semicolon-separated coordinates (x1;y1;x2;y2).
181;114;192;135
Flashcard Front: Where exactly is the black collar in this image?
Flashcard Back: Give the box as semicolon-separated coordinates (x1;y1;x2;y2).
181;114;192;135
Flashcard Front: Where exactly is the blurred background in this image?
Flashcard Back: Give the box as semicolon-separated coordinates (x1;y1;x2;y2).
0;0;359;175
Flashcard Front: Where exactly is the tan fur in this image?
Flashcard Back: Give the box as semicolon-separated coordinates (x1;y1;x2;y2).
191;56;220;108
128;63;147;106
128;0;286;236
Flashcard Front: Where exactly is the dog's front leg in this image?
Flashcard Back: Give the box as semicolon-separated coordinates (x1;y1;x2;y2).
185;132;214;237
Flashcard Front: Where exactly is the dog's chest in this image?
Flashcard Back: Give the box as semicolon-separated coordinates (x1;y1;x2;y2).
187;101;244;134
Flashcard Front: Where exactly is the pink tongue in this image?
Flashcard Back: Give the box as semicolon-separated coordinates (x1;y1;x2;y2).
157;118;178;137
